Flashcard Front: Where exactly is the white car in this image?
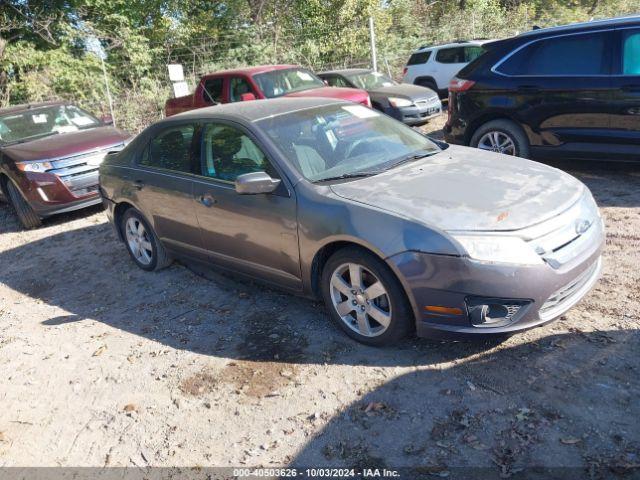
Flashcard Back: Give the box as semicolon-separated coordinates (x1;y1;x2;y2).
402;40;492;98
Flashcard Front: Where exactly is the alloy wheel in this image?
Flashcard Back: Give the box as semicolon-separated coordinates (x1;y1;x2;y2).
125;217;153;266
329;262;392;337
477;131;517;155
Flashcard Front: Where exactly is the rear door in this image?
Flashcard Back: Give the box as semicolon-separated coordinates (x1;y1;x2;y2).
129;122;206;260
494;30;614;159
609;27;640;159
191;120;301;290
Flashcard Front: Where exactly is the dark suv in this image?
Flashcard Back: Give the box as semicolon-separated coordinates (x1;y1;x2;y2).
444;15;640;161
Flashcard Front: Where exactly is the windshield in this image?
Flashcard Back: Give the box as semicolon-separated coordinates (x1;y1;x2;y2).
0;105;101;145
253;68;325;98
258;104;440;182
346;71;395;90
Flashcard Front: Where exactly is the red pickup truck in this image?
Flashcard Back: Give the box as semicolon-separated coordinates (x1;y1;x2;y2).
165;65;371;116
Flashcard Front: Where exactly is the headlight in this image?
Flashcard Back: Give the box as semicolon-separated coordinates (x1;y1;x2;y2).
388;97;413;108
16;161;53;172
452;234;543;265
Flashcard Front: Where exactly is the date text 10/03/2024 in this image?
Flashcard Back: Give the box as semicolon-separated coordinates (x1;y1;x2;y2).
233;468;400;478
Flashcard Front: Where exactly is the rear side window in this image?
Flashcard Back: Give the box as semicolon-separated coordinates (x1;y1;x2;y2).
202;78;223;104
436;47;461;63
407;51;431;65
435;46;484;64
497;32;609;76
623;30;640;75
140;124;196;173
229;77;255;102
324;75;350;88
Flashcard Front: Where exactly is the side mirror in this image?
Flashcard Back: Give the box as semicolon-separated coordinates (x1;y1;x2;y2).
235;171;281;195
240;92;256;102
323;79;329;86
100;114;114;125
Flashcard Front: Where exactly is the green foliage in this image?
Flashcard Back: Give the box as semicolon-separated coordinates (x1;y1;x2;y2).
1;0;638;132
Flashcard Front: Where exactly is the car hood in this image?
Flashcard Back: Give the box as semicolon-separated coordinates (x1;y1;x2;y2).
284;86;369;103
368;83;438;101
330;145;585;232
1;126;130;162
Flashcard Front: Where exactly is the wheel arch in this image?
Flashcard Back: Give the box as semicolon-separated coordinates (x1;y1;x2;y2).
464;113;526;146
310;239;388;299
413;76;438;88
113;201;137;241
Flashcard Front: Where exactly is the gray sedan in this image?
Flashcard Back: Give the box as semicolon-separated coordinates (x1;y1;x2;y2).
99;97;604;346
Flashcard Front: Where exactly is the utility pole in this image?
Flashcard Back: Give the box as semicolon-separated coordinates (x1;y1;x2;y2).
369;16;377;72
100;55;116;127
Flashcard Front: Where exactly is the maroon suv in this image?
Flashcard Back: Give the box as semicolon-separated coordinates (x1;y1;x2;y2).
0;102;130;228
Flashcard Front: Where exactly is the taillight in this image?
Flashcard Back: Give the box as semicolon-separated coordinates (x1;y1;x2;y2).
402;67;408;76
448;76;475;92
363;95;372;108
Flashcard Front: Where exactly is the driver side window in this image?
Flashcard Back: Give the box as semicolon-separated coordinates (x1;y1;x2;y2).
201;123;277;182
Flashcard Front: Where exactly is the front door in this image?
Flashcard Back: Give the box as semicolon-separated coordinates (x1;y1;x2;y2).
129;122;206;260
610;27;640;160
191;120;301;290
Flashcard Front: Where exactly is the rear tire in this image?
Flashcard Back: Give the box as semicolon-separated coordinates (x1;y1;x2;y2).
470;119;530;158
121;208;171;271
321;247;413;346
6;181;42;229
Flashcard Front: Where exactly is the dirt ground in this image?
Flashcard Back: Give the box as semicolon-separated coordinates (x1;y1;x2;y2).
0;114;639;478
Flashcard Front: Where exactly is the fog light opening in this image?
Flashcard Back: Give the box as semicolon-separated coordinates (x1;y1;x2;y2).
467;298;527;327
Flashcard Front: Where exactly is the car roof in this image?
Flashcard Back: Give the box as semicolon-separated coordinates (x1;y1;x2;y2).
169;97;347;123
0;101;67;116
517;14;640;38
413;39;492;53
318;68;371;76
201;64;305;78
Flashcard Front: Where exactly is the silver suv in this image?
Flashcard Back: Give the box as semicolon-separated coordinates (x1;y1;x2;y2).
402;40;491;98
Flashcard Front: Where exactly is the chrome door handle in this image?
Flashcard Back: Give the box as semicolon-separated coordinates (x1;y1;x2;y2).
198;194;216;207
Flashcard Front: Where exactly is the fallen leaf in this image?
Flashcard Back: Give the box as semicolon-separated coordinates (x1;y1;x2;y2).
560;437;581;445
92;345;107;357
364;402;387;413
123;403;138;413
0;431;5;442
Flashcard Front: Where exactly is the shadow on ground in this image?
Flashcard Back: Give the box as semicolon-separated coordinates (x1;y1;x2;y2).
288;328;640;478
1;221;505;368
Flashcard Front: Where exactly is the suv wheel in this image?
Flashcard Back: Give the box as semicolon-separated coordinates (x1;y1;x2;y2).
121;208;171;271
470;119;530;158
321;247;413;346
5;180;42;229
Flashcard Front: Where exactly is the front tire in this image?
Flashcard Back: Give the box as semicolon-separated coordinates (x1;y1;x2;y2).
321;247;413;346
6;181;42;229
121;208;171;271
470;119;530;158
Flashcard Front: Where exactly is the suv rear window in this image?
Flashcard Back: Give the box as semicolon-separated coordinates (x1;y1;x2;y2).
407;51;431;65
497;32;609;76
436;46;484;64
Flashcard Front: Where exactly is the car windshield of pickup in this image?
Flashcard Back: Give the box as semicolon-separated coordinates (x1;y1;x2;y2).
258;103;441;182
0;105;101;145
253;68;325;98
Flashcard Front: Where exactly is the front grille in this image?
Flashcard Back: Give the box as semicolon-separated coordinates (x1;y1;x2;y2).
540;258;601;319
48;150;109;195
